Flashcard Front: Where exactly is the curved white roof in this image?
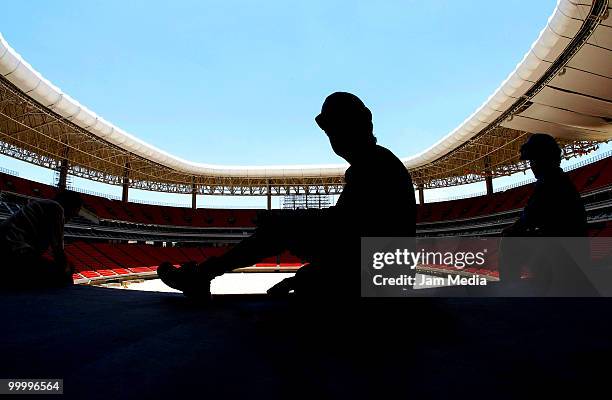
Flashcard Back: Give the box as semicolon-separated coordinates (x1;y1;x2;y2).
0;0;605;178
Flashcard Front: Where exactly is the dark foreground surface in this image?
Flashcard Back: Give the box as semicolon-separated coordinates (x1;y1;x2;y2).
1;285;611;399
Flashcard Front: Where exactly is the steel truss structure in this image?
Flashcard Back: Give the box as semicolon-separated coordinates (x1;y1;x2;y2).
0;78;345;195
0;72;603;194
411;0;610;188
0;0;610;195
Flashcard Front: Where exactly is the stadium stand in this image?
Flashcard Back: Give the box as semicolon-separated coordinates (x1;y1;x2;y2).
418;154;612;224
63;242;303;283
1;154;611;284
0;172;259;228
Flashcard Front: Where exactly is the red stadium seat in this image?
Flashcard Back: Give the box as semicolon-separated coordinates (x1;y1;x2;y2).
80;270;101;278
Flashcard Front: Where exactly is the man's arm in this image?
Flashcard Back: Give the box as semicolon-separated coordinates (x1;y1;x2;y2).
50;206;68;269
198;207;342;277
503;199;539;236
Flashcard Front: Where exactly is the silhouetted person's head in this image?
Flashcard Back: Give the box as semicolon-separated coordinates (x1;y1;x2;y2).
315;92;376;163
520;133;562;179
53;190;83;221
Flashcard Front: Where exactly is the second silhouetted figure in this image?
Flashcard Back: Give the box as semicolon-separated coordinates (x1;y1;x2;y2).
499;133;594;295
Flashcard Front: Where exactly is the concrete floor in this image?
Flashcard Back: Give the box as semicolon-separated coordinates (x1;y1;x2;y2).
1;286;610;399
118;273;296;294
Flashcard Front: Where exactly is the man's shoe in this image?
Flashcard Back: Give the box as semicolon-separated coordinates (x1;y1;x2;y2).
157;261;212;301
157;261;187;291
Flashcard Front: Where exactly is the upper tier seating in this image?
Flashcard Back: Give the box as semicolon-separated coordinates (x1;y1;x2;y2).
0;171;258;227
417;155;612;224
1;154;611;229
64;242;304;282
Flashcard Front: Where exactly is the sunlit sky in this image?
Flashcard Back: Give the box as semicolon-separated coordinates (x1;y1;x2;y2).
1;0;609;207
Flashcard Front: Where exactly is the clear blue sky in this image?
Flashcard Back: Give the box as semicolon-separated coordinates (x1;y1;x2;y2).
5;0;606;207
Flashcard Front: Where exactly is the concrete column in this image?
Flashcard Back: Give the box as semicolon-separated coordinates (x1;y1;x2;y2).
266;180;272;210
121;162;130;203
58;159;69;190
191;177;197;210
485;175;494;195
417;184;425;205
484;156;493;195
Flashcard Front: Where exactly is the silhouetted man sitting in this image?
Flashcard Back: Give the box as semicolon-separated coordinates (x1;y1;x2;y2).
499;133;593;294
0;190;82;288
503;133;586;238
159;92;416;299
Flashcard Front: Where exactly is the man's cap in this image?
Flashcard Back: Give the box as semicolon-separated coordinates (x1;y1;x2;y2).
520;133;562;162
315;92;372;130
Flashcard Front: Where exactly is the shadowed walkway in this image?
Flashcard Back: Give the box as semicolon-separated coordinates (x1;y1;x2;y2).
1;286;610;399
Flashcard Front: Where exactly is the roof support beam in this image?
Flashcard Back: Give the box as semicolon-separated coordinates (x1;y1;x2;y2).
267;179;272;210
417;184;425;205
58;158;69;190
191;176;197;210
122;162;130;203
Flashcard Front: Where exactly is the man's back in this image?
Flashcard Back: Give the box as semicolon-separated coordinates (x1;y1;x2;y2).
522;169;586;236
336;145;416;237
290;145;415;295
0;199;64;256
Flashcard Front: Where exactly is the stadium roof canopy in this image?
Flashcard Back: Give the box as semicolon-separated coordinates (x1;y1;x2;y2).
0;0;611;195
